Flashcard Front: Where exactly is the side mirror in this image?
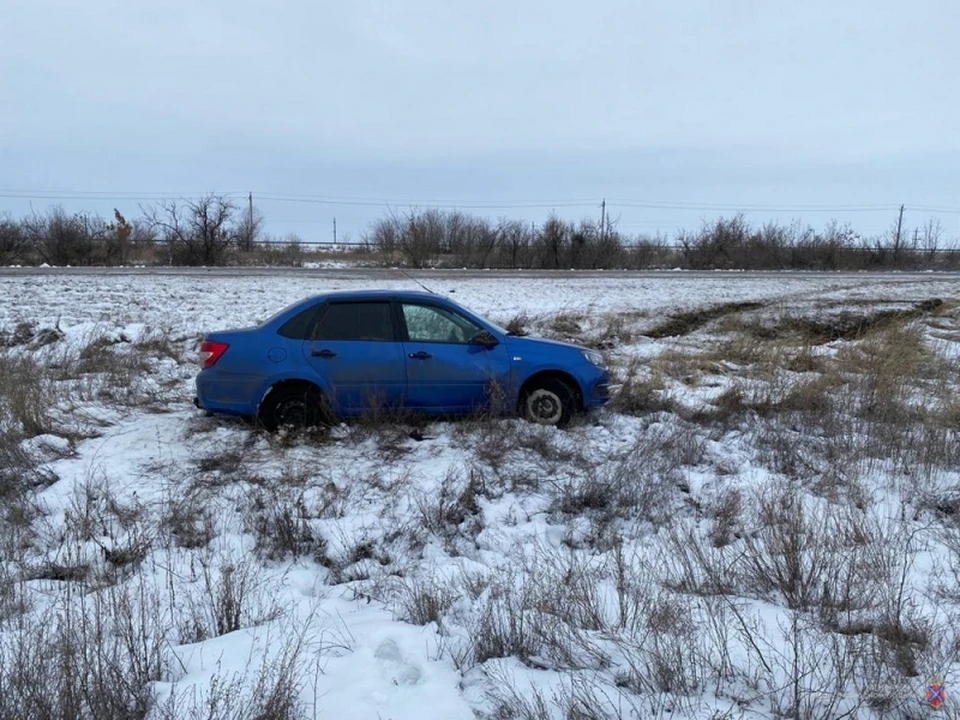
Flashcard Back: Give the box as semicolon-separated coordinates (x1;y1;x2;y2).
470;330;499;349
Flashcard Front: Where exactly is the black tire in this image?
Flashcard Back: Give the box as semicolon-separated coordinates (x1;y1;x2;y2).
258;384;329;432
519;377;577;428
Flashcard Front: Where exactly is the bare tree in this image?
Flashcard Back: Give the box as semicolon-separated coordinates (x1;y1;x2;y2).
21;206;108;266
235;206;264;254
0;214;28;265
365;214;402;262
471;218;500;268
444;211;472;265
627;232;669;269
400;210;443;268
538;215;568;269
103;209;133;266
497;219;531;269
919;218;943;264
143;194;238;266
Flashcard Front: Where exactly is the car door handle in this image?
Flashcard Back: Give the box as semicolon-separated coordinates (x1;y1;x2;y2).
408;351;432;360
311;348;337;358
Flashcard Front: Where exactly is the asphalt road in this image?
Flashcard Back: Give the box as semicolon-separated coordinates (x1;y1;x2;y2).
2;266;958;282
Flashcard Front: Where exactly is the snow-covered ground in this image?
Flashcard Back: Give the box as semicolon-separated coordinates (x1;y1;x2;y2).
1;270;959;719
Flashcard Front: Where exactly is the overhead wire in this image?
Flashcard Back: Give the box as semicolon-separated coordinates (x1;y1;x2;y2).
0;190;957;214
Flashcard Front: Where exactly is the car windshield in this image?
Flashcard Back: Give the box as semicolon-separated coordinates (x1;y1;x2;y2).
457;306;509;335
484;317;510;335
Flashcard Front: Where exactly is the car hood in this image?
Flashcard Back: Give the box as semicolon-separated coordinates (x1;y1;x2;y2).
504;335;586;354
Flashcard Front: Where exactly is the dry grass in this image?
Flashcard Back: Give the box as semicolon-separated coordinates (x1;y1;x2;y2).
1;291;958;719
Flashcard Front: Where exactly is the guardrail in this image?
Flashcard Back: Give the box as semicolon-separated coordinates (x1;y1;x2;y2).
260;238;960;254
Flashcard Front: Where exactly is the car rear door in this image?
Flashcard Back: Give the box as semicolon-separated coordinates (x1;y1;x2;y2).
399;301;511;413
302;300;406;414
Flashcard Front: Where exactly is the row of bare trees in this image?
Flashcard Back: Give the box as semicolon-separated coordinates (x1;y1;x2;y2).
0;195;270;267
0;196;955;269
0;208;152;267
366;210;626;269
672;214;950;270
367;209;956;271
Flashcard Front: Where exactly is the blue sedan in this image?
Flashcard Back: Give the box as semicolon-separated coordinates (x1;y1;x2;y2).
195;290;609;430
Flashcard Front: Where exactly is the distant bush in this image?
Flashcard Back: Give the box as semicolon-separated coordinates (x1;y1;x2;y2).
0;215;28;265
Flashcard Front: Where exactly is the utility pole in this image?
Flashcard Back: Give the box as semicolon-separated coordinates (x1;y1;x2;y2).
894;203;905;253
600;198;606;242
333;217;338;244
248;191;254;249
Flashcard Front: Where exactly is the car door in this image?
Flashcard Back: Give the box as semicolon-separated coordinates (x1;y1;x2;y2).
302;300;406;414
399;301;511;413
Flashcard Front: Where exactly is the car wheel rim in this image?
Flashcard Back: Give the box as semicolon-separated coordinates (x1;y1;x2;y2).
528;389;562;424
277;399;306;427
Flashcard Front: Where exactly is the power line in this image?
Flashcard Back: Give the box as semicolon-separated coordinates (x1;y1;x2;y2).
1;189;959;214
608;200;901;212
0;190;249;199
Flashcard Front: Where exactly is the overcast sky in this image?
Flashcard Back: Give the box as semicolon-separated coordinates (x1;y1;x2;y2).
2;0;958;242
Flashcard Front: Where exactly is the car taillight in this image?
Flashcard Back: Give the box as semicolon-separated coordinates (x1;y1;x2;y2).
199;340;229;369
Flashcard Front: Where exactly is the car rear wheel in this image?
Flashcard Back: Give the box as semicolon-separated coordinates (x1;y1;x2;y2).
258;384;329;432
520;377;576;428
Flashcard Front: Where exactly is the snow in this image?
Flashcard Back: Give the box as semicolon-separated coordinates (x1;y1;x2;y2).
1;269;959;718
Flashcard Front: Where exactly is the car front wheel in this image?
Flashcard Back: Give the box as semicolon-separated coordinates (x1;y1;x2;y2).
520;378;576;428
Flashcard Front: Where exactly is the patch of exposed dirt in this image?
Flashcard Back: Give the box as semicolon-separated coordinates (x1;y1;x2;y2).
644;301;766;339
751;298;943;344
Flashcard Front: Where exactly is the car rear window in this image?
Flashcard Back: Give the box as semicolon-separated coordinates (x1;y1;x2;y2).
314;302;395;341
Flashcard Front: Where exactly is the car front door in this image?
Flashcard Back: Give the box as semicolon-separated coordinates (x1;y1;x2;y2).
399;302;511;414
302;300;406;414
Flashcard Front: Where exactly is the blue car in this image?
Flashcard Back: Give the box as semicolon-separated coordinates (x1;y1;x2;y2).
195;290;609;430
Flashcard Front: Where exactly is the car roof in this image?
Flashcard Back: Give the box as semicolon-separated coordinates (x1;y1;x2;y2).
307;289;449;303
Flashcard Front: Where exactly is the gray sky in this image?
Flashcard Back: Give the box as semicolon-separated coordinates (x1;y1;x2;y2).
2;0;958;242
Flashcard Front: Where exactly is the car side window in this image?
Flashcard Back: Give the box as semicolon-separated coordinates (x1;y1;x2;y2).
278;305;322;339
314;302;395;341
401;303;482;344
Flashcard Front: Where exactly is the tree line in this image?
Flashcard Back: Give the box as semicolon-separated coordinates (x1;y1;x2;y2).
0;195;955;270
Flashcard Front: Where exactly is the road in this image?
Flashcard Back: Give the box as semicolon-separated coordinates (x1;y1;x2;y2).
2;266;959;283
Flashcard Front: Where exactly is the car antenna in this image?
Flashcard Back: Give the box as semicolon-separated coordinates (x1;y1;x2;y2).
399;268;437;294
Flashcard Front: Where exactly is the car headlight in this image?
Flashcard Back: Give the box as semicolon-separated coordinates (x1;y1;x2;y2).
582;349;605;367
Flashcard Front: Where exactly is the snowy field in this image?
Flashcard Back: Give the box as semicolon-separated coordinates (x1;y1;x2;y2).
1;269;960;719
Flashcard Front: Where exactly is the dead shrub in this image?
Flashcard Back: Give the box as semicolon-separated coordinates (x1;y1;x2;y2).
176;553;285;643
0;576;165;720
548;311;585;338
196;444;248;476
133;330;185;364
652;349;721;387
1;320;64;348
163;497;215;550
504;312;530;337
453;415;519;469
244;487;325;562
738;487;879;612
394;573;461;627
550;423;702;541
707;488;743;548
413;468;481;536
155;628;308;720
610;376;672;416
471;570;606;671
0;352;56;439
